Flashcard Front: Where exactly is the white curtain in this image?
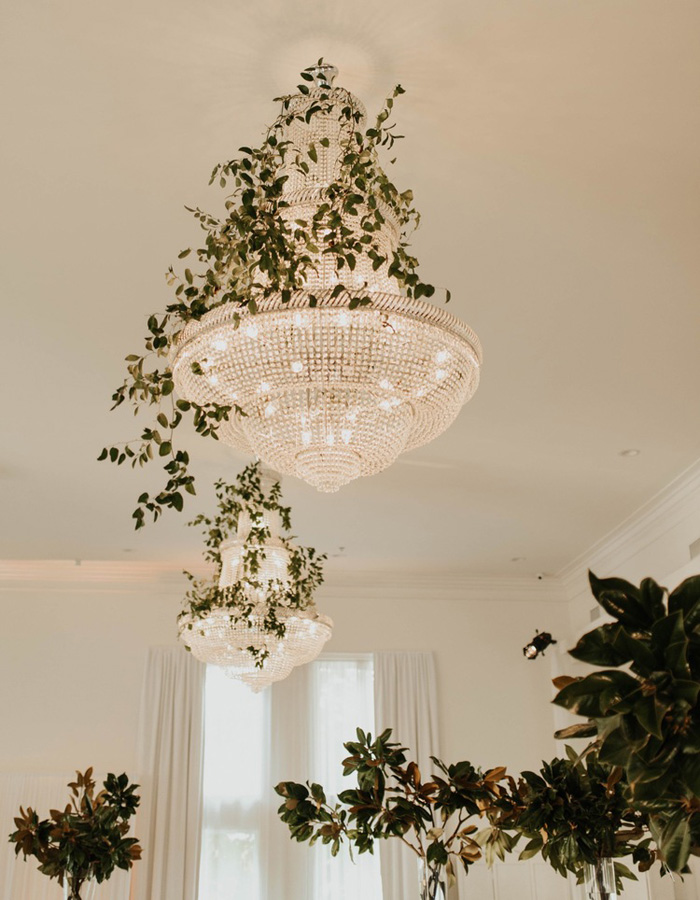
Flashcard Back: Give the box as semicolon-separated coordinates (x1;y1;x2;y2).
373;651;440;900
134;646;204;900
198;654;382;900
0;774;131;900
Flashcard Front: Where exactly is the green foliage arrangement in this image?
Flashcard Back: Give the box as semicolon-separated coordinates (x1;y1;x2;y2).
275;728;516;891
553;572;700;872
100;61;444;528
9;768;142;900
508;747;651;891
178;461;325;667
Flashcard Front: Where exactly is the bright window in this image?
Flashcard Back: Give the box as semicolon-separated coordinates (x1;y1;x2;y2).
198;655;383;900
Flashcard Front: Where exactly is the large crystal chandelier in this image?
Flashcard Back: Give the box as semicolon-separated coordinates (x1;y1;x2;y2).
178;465;332;690
171;64;482;493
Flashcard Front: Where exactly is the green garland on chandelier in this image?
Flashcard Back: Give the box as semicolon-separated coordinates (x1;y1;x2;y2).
178;461;325;668
99;61;446;528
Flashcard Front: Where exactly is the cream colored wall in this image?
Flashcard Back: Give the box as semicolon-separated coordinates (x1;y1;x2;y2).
325;590;567;772
0;583;178;775
562;461;700;633
0;577;567;777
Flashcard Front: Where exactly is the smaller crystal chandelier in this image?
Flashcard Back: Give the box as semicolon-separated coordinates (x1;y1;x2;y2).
178;464;332;690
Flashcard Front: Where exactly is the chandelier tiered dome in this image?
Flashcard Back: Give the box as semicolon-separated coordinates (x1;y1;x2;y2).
171;64;482;493
178;466;332;691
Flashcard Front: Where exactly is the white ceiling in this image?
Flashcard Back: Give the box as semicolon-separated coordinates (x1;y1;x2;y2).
2;0;700;576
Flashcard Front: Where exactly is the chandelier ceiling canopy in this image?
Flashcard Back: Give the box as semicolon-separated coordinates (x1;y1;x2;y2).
171;64;482;494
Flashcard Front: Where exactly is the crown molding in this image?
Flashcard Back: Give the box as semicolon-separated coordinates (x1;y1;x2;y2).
0;560;200;594
0;557;566;603
5;457;700;604
557;458;700;601
319;561;565;603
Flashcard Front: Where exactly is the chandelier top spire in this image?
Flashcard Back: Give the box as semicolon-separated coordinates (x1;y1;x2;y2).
305;61;339;88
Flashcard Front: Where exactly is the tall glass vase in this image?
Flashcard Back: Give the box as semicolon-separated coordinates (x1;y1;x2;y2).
418;859;447;900
583;858;617;900
63;875;97;900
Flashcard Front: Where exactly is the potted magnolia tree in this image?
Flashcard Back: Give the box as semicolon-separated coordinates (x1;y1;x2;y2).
275;728;516;900
9;768;142;899
553;572;700;873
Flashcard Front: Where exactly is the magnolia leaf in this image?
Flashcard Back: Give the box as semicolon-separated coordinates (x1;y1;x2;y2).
639;577;667;620
661;814;692;872
569;624;630;667
554;670;639;718
588;572;652;628
650;611;690;677
633;695;669;740
681;754;700;796
554;721;598;740
669;576;700;626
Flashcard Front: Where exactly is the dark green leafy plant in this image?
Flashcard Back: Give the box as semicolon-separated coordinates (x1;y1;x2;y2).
505;747;651;891
275;728;516;889
9;768;142;900
100;60;446;528
178;461;325;667
553;571;700;872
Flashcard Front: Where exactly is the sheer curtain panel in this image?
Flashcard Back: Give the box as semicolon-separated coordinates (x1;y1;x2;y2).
199;654;383;900
134;647;205;900
373;651;440;900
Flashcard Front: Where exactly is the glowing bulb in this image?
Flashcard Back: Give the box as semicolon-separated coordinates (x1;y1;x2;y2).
337;311;349;326
341;429;352;444
301;430;312;447
213;339;228;351
379;400;392;411
291;361;303;373
259;381;270;393
436;349;449;363
379;378;393;390
245;324;259;339
207;374;219;385
435;369;447;382
326;433;335;446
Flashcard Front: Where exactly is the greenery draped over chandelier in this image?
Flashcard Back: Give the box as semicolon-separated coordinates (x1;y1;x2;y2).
101;60;481;527
178;461;331;690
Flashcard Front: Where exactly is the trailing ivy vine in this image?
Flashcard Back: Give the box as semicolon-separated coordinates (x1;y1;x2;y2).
100;61;447;528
